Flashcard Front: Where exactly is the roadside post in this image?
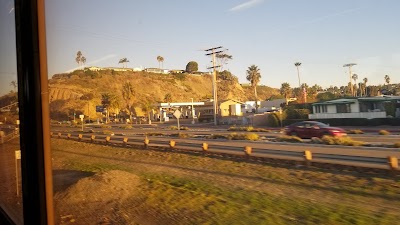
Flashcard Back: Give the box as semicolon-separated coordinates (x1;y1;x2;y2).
173;110;182;130
79;114;84;131
15;150;21;196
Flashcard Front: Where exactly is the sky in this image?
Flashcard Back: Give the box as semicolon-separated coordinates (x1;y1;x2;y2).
1;0;400;96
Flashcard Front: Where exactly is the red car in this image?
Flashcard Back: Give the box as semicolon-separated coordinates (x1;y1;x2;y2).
284;121;347;138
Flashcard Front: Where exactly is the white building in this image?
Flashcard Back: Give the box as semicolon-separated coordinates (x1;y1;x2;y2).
309;96;400;119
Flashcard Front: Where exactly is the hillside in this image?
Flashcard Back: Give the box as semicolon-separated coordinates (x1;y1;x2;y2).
48;70;279;120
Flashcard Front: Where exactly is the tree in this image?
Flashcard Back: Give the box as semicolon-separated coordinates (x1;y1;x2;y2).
246;65;261;113
384;75;390;89
217;70;237;82
294;62;302;88
363;77;368;96
164;93;173;103
352;74;358;96
10;81;17;93
81;56;86;69
280;82;292;105
185;61;198;73
101;93;120;123
141;101;153;124
122;82;135;121
118;58;129;68
216;53;233;72
75;51;82;68
157;56;164;69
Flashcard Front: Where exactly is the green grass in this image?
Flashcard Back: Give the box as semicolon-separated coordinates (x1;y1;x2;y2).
138;174;398;225
51;139;400;225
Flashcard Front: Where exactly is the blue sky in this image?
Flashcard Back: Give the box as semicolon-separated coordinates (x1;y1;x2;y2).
1;0;400;96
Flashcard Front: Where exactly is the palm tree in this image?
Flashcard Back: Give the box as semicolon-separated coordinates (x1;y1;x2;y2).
384;75;390;89
118;58;129;68
294;62;302;88
352;74;358;96
122;82;135;122
280;82;292;105
246;65;261;113
10;81;17;93
157;56;164;69
363;77;368;96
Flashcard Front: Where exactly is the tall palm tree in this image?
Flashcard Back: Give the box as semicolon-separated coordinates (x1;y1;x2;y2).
363;77;368;96
294;62;302;88
246;65;261;113
384;75;390;89
280;82;292;105
157;56;164;69
352;74;358;96
118;58;129;68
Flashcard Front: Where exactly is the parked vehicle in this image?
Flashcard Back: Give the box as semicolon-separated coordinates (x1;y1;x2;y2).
284;121;347;138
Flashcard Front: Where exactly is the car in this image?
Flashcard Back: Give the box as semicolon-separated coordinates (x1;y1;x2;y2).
284;121;347;139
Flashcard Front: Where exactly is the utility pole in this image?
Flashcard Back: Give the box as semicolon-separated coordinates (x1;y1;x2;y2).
343;63;357;96
205;46;223;126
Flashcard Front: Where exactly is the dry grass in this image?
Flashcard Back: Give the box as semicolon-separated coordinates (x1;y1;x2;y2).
228;126;271;132
378;130;390;135
347;129;364;134
321;135;365;146
276;135;303;143
227;133;259;141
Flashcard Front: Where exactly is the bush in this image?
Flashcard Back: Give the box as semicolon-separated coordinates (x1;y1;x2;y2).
227;133;259;141
378;130;390;135
146;132;163;136
276;135;303;143
347;129;364;134
103;130;114;135
170;133;193;139
393;142;400;148
228;126;253;131
266;113;280;127
207;134;227;139
101;125;112;129
119;125;133;129
321;136;365;146
310;137;322;144
169;126;189;130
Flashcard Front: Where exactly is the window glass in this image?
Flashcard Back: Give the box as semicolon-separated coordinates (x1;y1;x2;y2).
46;1;400;224
0;0;23;224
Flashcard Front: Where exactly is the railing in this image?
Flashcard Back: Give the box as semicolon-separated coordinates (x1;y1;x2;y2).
51;132;399;172
309;111;386;119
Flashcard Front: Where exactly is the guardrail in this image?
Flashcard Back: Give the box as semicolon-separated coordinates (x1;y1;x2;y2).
51;132;399;172
0;130;20;144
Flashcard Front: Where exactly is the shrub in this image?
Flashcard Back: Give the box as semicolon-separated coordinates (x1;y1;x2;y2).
103;130;114;135
321;136;365;146
393;142;400;148
169;126;189;130
347;129;364;134
119;125;133;129
207;134;227;139
266;113;280;127
378;130;390;135
276;135;303;143
251;128;271;132
170;133;193;139
310;137;322;144
101;125;112;129
227;133;259;141
146;132;163;136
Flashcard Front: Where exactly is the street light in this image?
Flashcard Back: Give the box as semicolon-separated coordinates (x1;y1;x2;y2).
343;63;357;96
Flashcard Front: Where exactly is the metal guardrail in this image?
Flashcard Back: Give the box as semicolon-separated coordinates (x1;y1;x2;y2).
51;132;399;171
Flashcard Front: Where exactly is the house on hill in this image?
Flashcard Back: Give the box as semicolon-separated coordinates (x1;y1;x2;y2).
309;96;400;119
144;68;169;74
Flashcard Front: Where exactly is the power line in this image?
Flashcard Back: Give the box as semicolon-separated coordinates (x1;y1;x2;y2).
204;46;224;126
